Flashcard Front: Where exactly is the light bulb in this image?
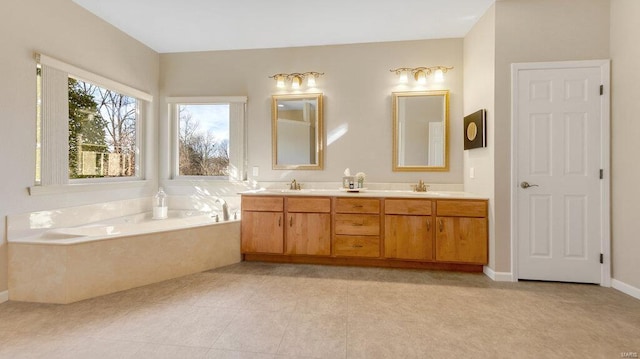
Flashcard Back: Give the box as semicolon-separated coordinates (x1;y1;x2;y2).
291;76;301;89
415;70;427;85
307;75;316;87
399;71;408;84
434;69;444;82
276;76;285;88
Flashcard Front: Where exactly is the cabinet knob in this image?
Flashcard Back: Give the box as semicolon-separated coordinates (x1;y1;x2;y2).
439;219;443;232
278;217;282;227
289;216;293;227
426;220;431;231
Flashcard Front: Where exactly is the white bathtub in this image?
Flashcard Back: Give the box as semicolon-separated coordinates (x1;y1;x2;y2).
8;204;241;304
13;210;238;245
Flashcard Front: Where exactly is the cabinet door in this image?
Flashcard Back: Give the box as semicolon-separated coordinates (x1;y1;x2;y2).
384;215;433;260
241;211;284;254
286;213;331;256
435;217;488;264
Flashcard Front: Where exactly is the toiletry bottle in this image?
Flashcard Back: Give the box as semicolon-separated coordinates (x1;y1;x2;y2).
153;187;168;219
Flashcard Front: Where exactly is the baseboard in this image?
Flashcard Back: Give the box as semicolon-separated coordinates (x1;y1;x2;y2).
0;290;8;304
483;266;515;282
612;279;640;300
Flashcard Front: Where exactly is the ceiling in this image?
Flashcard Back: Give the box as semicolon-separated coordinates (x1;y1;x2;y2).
72;0;495;54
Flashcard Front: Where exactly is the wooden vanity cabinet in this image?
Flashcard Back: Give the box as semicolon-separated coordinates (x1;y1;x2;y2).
285;197;331;256
435;200;488;264
333;198;381;257
241;196;284;254
384;199;434;261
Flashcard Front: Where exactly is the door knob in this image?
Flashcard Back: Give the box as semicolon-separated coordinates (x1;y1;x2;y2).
520;181;539;189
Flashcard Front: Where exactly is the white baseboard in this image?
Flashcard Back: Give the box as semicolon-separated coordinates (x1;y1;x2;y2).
483;266;515;282
0;290;8;304
612;279;640;300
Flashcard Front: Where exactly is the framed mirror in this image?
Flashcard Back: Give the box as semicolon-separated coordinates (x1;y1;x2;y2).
392;90;449;172
272;93;324;170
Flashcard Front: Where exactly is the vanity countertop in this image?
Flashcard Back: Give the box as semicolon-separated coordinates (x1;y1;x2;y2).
239;188;488;200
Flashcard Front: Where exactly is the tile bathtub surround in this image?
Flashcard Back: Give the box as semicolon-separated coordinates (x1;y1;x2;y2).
9;222;241;304
1;262;639;359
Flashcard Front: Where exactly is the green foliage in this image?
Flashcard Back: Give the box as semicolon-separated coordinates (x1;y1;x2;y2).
68;78;107;178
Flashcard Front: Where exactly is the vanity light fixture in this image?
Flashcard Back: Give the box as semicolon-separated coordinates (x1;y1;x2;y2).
390;66;454;84
269;72;324;89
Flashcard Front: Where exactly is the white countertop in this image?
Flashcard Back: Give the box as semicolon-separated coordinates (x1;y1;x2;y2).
239;188;488;200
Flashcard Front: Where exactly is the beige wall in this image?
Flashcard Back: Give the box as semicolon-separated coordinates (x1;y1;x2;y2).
610;0;640;289
0;0;159;292
159;39;464;186
492;0;610;272
463;5;496;269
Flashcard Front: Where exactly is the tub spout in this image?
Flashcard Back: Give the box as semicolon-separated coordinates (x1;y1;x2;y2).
215;198;230;221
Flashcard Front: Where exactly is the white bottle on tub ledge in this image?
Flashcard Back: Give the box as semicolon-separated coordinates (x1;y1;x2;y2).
152;187;168;220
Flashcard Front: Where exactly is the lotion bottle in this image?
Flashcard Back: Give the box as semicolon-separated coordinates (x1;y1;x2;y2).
152;187;168;219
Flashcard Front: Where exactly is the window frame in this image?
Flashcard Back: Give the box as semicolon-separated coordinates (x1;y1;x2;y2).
167;96;247;182
34;53;152;189
67;75;144;184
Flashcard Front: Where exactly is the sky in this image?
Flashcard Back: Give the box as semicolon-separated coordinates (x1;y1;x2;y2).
180;104;230;142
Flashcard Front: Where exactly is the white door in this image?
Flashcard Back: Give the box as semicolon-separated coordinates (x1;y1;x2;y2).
514;62;608;284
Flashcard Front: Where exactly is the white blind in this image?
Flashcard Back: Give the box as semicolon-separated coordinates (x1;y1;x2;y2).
40;64;69;186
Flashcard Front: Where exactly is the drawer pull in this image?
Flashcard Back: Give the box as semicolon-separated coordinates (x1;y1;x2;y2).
278;217;282;227
289;216;293;227
426;220;431;231
353;205;363;208
353;244;364;248
439;219;443;232
352;222;364;226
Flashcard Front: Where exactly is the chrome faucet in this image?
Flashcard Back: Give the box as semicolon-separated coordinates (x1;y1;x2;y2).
214;198;230;221
413;180;429;192
289;179;301;190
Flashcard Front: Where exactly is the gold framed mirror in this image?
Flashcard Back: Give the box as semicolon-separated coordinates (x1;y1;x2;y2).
392;90;449;171
272;93;324;170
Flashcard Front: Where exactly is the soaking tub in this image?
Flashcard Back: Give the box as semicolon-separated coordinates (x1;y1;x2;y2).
23;210;235;244
8;203;241;304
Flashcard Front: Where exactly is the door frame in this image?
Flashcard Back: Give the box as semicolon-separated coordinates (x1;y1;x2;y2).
510;60;611;286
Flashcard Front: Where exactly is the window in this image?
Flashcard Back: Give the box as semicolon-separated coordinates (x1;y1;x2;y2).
35;53;151;186
168;97;246;181
178;104;230;177
68;78;139;179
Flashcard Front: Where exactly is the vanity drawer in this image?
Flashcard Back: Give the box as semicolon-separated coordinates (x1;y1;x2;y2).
287;197;331;213
335;214;380;235
333;235;380;257
335;198;380;214
385;199;432;215
436;200;487;218
242;196;284;212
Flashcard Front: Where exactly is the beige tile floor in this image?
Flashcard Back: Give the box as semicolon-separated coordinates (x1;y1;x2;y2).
1;262;639;359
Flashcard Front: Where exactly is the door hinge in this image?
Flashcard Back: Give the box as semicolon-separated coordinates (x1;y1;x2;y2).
599;169;604;179
600;253;604;264
600;85;604;95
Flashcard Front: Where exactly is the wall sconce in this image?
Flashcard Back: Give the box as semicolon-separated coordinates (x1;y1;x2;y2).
269;72;324;89
390;66;454;84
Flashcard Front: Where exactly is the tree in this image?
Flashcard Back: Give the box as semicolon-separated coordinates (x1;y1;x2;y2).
68;78;107;178
178;106;229;176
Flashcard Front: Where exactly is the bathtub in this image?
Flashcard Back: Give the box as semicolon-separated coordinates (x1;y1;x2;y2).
8;203;241;304
24;210;235;244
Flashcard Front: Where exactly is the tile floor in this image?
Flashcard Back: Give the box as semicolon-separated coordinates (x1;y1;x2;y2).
0;262;639;359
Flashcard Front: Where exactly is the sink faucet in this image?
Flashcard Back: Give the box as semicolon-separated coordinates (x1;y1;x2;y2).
289;179;301;190
413;180;429;192
215;198;230;221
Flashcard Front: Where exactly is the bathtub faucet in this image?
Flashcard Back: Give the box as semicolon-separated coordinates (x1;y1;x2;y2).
215;198;230;221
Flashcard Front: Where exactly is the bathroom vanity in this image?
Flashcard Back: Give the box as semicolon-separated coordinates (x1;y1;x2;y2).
240;190;488;272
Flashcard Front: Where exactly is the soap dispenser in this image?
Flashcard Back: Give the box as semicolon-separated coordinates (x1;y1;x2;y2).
152;187;168;219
